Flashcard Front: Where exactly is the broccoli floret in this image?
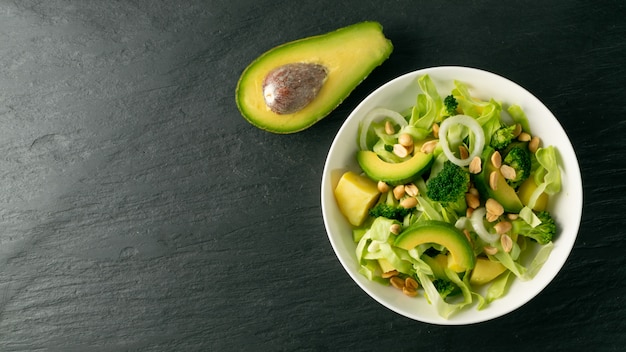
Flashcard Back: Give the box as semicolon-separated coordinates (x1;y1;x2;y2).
368;190;415;221
426;160;470;204
490;124;517;150
443;95;458;116
502;142;532;188
433;279;459;299
369;203;412;221
511;211;556;245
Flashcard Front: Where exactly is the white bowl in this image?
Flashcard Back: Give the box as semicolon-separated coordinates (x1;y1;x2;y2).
321;66;583;325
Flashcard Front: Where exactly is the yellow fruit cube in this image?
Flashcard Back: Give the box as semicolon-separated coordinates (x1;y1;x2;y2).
333;171;380;226
469;258;507;286
447;252;466;273
517;177;549;211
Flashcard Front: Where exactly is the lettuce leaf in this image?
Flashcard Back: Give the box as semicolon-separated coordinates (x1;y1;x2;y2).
507;104;531;134
410;75;444;129
534;146;562;195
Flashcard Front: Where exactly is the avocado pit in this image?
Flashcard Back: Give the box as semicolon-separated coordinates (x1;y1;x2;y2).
262;62;328;115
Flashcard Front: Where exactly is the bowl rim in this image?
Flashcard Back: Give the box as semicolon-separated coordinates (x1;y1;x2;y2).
321;66;583;325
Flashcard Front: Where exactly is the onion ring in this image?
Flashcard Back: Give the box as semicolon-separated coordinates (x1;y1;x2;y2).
358;108;408;151
438;115;485;166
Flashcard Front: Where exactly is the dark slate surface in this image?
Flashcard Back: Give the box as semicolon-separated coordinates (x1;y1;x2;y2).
0;1;625;351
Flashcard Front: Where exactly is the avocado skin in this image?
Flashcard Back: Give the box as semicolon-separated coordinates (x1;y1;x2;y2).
236;21;393;134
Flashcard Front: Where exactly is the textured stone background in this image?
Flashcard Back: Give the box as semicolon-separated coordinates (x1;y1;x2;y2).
0;1;624;351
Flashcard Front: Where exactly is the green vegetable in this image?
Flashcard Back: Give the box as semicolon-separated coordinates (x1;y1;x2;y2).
369;203;412;221
443;95;458;116
426;160;469;209
511;211;557;245
410;75;444;129
433;278;459;299
503;142;532;188
534;146;562;195
451;81;502;147
507;104;531;134
490;124;517;150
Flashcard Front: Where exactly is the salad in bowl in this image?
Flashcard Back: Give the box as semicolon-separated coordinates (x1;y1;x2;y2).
321;66;582;324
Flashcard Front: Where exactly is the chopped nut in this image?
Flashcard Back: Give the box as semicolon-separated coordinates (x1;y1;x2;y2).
483;246;498;255
390;276;405;290
393;144;409;158
507;213;519;220
469;156;482;174
494;221;512;235
382;270;399;279
486;198;504;216
398;133;414;148
501;234;513;253
489;171;499;190
500;164;517;180
518;132;531;142
390;224;402;235
402;286;418;297
432;123;440;138
468;187;479;196
486;212;500;222
512;123;522;138
459;145;469;160
393;185;405;200
405;277;419;290
529;136;541;153
400;197;418;209
466;207;474;218
491;151;502;168
405;183;419;197
420;140;438;154
465;192;480;209
385;120;395;135
377;181;390;193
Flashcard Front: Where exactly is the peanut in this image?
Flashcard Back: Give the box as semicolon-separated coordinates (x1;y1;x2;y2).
500;164;517;180
518;132;531;142
469;156;482;174
398;133;414;148
393;185;405;200
385;120;395;135
393;144;409;158
491;151;502;168
489;171;499;190
501;234;513;253
400;197;418;209
529;136;541;153
405;183;419;197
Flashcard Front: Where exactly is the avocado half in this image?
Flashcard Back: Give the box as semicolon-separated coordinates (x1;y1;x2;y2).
236;21;393;134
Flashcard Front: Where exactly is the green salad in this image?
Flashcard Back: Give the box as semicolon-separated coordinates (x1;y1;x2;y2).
333;75;562;319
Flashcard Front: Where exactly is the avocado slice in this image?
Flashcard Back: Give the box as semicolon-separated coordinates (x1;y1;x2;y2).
395;220;476;271
236;21;393;133
357;150;433;186
474;148;524;213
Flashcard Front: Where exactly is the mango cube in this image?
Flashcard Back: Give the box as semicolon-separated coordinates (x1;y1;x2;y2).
469;258;507;286
334;171;380;226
